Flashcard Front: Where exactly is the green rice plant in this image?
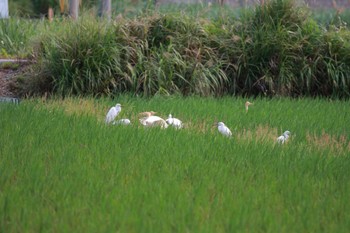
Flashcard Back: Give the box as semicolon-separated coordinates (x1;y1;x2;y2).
1;96;350;232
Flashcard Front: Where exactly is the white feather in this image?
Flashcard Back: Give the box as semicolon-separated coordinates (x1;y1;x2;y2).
217;122;232;137
105;103;121;124
166;114;183;129
277;131;291;144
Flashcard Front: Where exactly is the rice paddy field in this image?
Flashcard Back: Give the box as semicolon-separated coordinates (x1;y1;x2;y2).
1;96;350;232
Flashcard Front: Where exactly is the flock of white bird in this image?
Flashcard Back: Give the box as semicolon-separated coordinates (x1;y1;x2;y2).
105;101;291;144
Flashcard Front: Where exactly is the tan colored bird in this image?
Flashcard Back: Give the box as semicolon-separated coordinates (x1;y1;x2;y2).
245;101;253;113
138;111;157;118
139;116;168;129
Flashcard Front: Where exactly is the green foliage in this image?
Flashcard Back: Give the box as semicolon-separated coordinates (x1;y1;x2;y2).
0;62;20;70
231;0;315;96
16;13;230;97
311;8;350;29
0;18;38;57
6;0;350;98
220;0;350;97
37;17;121;96
32;0;58;15
8;0;35;17
9;0;57;16
1;97;350;232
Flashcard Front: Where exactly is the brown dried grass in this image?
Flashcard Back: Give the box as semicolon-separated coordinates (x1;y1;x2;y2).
235;125;278;144
306;131;350;155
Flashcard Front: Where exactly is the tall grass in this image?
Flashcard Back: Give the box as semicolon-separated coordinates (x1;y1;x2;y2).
0;18;39;58
1;96;350;232
5;0;350;98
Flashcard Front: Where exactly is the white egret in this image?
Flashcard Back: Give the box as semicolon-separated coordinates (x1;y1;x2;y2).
165;114;183;129
105;103;122;124
139;115;168;129
217;122;232;137
277;131;291;144
245;101;253;113
113;119;131;125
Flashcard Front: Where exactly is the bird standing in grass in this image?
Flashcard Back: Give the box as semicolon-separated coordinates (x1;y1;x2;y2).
277;131;291;144
217;122;232;137
166;114;183;129
105;103;122;124
245;101;253;113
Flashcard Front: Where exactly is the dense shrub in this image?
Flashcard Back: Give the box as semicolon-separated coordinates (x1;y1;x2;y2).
16;0;350;98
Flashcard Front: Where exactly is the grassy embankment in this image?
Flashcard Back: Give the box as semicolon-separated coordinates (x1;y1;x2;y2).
1;0;350;98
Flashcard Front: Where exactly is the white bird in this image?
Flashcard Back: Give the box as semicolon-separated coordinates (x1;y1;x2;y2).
245;101;253;113
217;122;232;137
105;103;122;124
277;131;291;144
139;115;168;129
165;114;183;129
113;119;131;125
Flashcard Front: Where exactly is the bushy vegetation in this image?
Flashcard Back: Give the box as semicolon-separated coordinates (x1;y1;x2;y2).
3;0;350;98
0;18;39;57
232;0;350;97
1;96;350;232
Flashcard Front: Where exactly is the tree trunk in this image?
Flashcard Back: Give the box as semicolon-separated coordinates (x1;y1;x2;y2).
100;0;112;21
69;0;79;20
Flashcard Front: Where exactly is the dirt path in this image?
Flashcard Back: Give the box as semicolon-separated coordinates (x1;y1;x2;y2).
0;69;17;97
0;59;30;97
